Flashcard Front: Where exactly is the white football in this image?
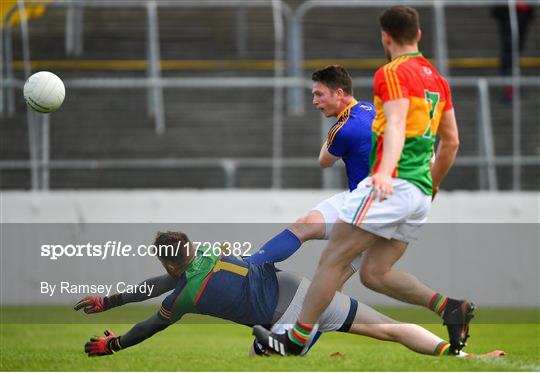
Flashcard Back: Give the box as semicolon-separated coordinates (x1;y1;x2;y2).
23;71;65;113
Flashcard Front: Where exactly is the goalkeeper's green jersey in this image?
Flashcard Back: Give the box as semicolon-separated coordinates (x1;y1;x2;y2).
158;249;279;325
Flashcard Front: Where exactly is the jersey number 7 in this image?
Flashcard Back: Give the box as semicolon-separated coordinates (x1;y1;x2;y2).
423;90;440;139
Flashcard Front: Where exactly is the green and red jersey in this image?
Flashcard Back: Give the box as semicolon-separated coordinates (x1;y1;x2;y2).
158;249;278;326
371;52;454;195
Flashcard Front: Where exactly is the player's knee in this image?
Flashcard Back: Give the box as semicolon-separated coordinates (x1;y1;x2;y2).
354;322;395;341
293;215;310;225
360;268;385;291
290;214;325;241
374;324;396;341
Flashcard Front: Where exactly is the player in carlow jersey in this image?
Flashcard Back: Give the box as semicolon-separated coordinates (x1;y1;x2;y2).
254;6;472;357
76;231;503;358
248;65;374;274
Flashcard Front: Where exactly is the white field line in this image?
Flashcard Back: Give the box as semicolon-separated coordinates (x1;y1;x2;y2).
472;356;540;371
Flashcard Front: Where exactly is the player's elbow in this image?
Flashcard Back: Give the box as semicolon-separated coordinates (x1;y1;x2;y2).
319;158;333;168
446;138;460;152
318;154;334;168
439;133;459;153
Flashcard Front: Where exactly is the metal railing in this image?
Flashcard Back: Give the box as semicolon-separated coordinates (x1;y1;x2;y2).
2;0;293;133
1;0;539;191
1;76;539;190
286;0;540;189
1;0;293;189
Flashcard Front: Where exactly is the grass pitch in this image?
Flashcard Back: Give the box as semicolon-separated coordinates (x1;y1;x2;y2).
1;306;539;371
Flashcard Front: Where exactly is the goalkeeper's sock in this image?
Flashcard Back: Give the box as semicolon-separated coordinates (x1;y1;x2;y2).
428;292;449;317
433;341;452;356
288;321;313;348
248;229;302;264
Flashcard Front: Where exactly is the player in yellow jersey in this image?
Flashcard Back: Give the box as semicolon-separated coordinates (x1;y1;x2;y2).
254;6;472;356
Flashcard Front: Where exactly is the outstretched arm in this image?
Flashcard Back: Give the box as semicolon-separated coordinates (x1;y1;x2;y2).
119;274;178;304
84;313;172;356
74;274;177;313
119;313;171;348
83;274;189;357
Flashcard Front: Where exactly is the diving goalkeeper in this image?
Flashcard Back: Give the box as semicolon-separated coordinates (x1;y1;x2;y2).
75;231;503;358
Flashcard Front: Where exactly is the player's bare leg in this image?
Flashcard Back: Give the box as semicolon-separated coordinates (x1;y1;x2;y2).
248;211;327;265
250;210;357;279
288;210;326;242
348;302;451;355
290;214;358;281
297;221;378;325
347;302;503;357
359;238;475;353
359;239;434;306
253;220;378;355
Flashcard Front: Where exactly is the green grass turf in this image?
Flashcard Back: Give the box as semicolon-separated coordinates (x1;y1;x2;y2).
1;307;539;371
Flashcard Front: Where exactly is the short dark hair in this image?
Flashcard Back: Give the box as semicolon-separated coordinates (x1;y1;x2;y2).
312;65;353;95
379;6;420;45
153;231;190;265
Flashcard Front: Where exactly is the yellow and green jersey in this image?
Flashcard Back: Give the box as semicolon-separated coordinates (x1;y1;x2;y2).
158;249;279;326
371;52;454;195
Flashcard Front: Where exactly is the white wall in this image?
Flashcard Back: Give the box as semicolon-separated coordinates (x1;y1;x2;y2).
2;190;538;223
1;190;539;307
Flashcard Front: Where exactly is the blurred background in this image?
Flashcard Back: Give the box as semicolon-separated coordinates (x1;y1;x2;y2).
1;1;539;308
1;0;539;191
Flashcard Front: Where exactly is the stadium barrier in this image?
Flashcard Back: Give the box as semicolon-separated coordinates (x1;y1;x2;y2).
1;190;538;306
1;76;539;190
1;0;539;191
